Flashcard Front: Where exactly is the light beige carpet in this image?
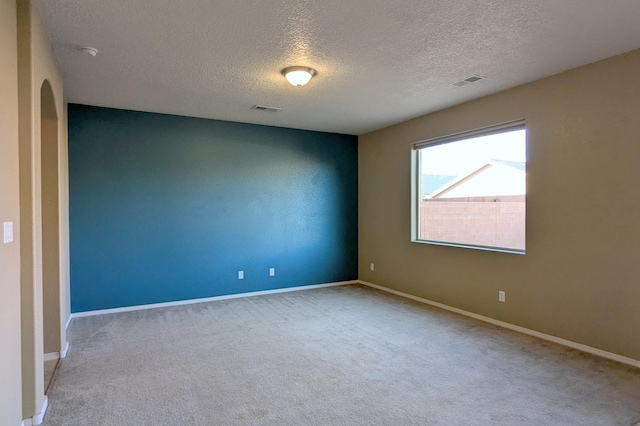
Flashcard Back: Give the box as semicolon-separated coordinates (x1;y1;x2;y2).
44;285;640;425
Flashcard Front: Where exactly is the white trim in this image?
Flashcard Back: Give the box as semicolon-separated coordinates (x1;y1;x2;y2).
64;314;72;330
30;396;48;426
70;281;356;319
413;119;526;150
60;341;69;358
358;280;640;369
43;352;59;362
21;420;31;426
44;341;69;360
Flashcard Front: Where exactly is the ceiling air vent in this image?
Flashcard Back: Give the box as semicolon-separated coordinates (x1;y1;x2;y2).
452;75;485;87
251;105;281;112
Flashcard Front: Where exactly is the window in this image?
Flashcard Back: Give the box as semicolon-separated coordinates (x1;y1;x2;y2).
412;121;526;254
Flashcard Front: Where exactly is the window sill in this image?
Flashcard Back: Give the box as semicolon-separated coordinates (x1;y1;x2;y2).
411;239;526;255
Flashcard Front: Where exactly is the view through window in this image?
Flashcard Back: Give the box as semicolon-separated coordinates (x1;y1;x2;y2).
415;123;526;253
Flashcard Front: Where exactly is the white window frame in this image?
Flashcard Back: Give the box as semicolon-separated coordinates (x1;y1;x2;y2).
411;119;526;254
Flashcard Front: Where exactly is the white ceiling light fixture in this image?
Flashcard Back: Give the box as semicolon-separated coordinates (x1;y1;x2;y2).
79;46;98;57
281;66;317;87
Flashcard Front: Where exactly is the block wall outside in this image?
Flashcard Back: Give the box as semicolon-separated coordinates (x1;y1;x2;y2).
420;198;525;250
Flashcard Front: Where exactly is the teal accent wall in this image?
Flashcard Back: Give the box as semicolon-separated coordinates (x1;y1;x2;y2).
68;104;358;312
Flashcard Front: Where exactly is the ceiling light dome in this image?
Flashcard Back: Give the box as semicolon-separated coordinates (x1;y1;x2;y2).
282;66;317;87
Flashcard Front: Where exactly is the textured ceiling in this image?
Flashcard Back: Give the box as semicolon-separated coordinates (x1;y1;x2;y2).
35;0;640;135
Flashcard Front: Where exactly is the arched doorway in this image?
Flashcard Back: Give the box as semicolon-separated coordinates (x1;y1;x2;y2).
20;79;64;425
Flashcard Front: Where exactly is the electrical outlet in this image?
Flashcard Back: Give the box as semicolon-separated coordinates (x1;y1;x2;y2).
269;268;275;276
370;263;375;271
238;271;244;280
498;291;506;302
3;222;13;244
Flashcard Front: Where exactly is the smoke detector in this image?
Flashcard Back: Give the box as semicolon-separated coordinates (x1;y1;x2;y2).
79;46;98;57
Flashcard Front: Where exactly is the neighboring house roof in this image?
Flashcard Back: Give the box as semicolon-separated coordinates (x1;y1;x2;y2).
421;174;457;195
490;159;526;172
426;160;525;199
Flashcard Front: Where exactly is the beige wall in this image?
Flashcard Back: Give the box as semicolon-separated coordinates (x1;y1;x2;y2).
0;2;24;425
18;0;69;420
42;116;60;354
359;49;640;361
60;101;70;336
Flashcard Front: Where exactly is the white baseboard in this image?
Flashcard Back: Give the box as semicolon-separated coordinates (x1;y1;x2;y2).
43;352;59;362
358;280;640;369
44;341;69;361
23;396;48;426
65;314;72;330
70;280;357;319
33;396;48;425
60;341;69;358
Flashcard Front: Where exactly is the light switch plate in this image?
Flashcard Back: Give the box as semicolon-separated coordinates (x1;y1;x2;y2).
238;271;244;280
3;222;13;244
